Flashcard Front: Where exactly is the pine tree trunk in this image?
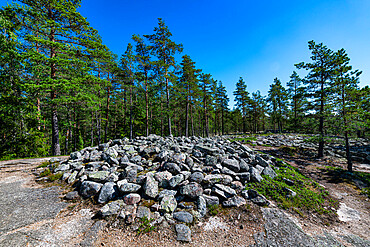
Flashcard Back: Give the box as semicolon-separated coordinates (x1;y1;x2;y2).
165;68;172;136
145;74;149;137
49;9;60;156
130;85;133;139
318;81;325;158
185;93;189;137
105;84;110;143
221;109;224;135
190;105;194;136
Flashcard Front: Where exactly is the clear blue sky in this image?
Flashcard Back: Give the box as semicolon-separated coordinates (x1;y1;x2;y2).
1;0;369;108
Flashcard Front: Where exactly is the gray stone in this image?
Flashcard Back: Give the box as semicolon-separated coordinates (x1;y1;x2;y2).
238;172;251;183
175;224;191;242
98;182;118;204
160;195;177;213
67;170;78;184
262;166;277;179
169;174;184;188
154;171;173;188
222;159;240;172
54;163;70;173
180;182;203;198
164;162;181;175
239;159;250;171
213;184;236;198
158;189;177;199
197;195;207;218
173;211;193;223
144;174;159;198
251;195;270;206
189;172;204;183
80;181;103;198
70;151;82;160
250;167;263;183
119;182;141;193
203;195;219;206
255;155;269;167
99;200;126;217
88;171;110;183
222;195;246;207
205;155;217;166
65;191;79;200
124;193;141;205
203;174;224;185
136;206;151;219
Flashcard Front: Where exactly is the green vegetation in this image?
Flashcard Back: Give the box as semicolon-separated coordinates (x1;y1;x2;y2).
37;161;50;168
136;216;155;235
245;163;338;217
48;173;63;182
39;168;51;177
207;204;221;216
230;137;257;142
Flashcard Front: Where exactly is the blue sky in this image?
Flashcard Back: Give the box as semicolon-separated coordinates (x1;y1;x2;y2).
1;0;369;108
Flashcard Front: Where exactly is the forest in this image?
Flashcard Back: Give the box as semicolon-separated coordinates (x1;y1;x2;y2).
0;0;369;161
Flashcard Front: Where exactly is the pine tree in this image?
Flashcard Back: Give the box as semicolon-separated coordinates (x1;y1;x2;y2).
332;48;362;171
178;55;201;136
199;73;216;137
144;18;183;136
234;77;250;133
296;41;336;158
267;78;287;133
286;71;305;131
215;81;229;135
13;0;108;155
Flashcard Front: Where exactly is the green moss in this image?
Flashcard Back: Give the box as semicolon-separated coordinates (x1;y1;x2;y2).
245;163;338;217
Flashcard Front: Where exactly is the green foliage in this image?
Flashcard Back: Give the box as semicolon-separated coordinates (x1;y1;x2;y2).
207;204;221;216
245;163;338;216
48;172;63;182
39;168;51;177
37;161;50;168
136;216;156;234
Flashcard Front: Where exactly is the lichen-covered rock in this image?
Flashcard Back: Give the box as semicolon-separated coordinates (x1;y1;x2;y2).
222;195;246;207
169;174;184;188
262;166;277;179
124;193;141;205
136;206;151;219
98;182;118;204
203;195;219;206
80;181;103;198
88;171;110;183
180;182;203;199
250;167;263;183
222;159;240;172
213;184;236;199
176;224;191;242
203;174;224;185
154;171;173;188
160;195;177;213
173;211;193;223
163;162;181;175
197;195;207;218
144;174;159;198
119;183;141;193
99;200;126;217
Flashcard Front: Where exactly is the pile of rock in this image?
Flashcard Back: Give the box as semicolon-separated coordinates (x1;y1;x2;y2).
50;134;278;242
244;134;370;163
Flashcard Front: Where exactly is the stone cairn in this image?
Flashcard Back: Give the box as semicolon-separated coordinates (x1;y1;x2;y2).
52;134;278;242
